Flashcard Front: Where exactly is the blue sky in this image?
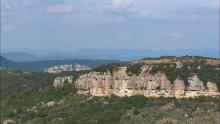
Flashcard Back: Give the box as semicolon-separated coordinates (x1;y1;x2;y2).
1;0;219;53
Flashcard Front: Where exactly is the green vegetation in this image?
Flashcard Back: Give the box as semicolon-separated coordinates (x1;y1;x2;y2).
149;63;220;89
94;63;126;75
197;64;220;89
149;63;190;85
94;63;143;76
178;55;218;60
126;64;143;76
142;55;218;60
1;56;220;124
1;71;78;121
1;76;219;124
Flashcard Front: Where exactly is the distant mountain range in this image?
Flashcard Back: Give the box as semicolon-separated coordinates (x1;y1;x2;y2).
2;49;219;61
2;52;42;62
74;49;219;60
0;56;13;68
0;56;118;72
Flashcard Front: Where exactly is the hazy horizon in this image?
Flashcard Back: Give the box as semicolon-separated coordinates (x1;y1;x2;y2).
1;0;219;54
2;48;219;62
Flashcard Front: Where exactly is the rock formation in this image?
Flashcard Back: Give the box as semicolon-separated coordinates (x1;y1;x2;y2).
74;66;219;98
45;64;91;73
3;119;15;124
53;56;220;98
53;76;73;87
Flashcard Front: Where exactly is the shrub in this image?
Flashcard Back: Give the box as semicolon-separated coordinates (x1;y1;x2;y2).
149;63;220;89
126;64;142;76
94;63;124;75
38;110;47;118
98;110;121;123
122;96;148;109
133;108;140;115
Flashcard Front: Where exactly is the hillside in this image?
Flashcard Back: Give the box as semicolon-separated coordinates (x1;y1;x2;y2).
1;70;219;124
2;52;42;62
0;56;119;72
71;56;220;98
1;56;220;124
0;56;13;64
0;56;14;70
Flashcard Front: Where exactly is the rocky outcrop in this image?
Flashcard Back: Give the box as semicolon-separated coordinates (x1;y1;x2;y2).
3;119;15;124
53;76;73;87
45;64;91;73
74;66;220;98
207;81;219;94
173;79;185;98
52;57;220;98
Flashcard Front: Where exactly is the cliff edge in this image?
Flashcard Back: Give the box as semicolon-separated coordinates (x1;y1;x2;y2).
55;56;220;98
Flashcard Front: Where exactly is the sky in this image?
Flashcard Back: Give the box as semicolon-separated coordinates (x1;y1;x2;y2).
1;0;219;53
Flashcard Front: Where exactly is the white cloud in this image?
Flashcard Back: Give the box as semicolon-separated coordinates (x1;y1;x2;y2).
110;0;133;9
47;5;73;14
139;9;153;17
171;32;183;37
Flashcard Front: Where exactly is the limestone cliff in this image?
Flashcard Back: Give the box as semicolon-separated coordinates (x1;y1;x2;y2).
54;56;220;98
53;76;73;87
75;66;219;98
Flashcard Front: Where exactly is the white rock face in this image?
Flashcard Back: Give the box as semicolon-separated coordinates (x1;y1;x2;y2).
74;67;220;98
206;81;220;96
174;79;185;98
187;75;205;91
46;101;56;107
3;119;15;124
53;76;73;87
45;64;91;73
176;61;183;68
